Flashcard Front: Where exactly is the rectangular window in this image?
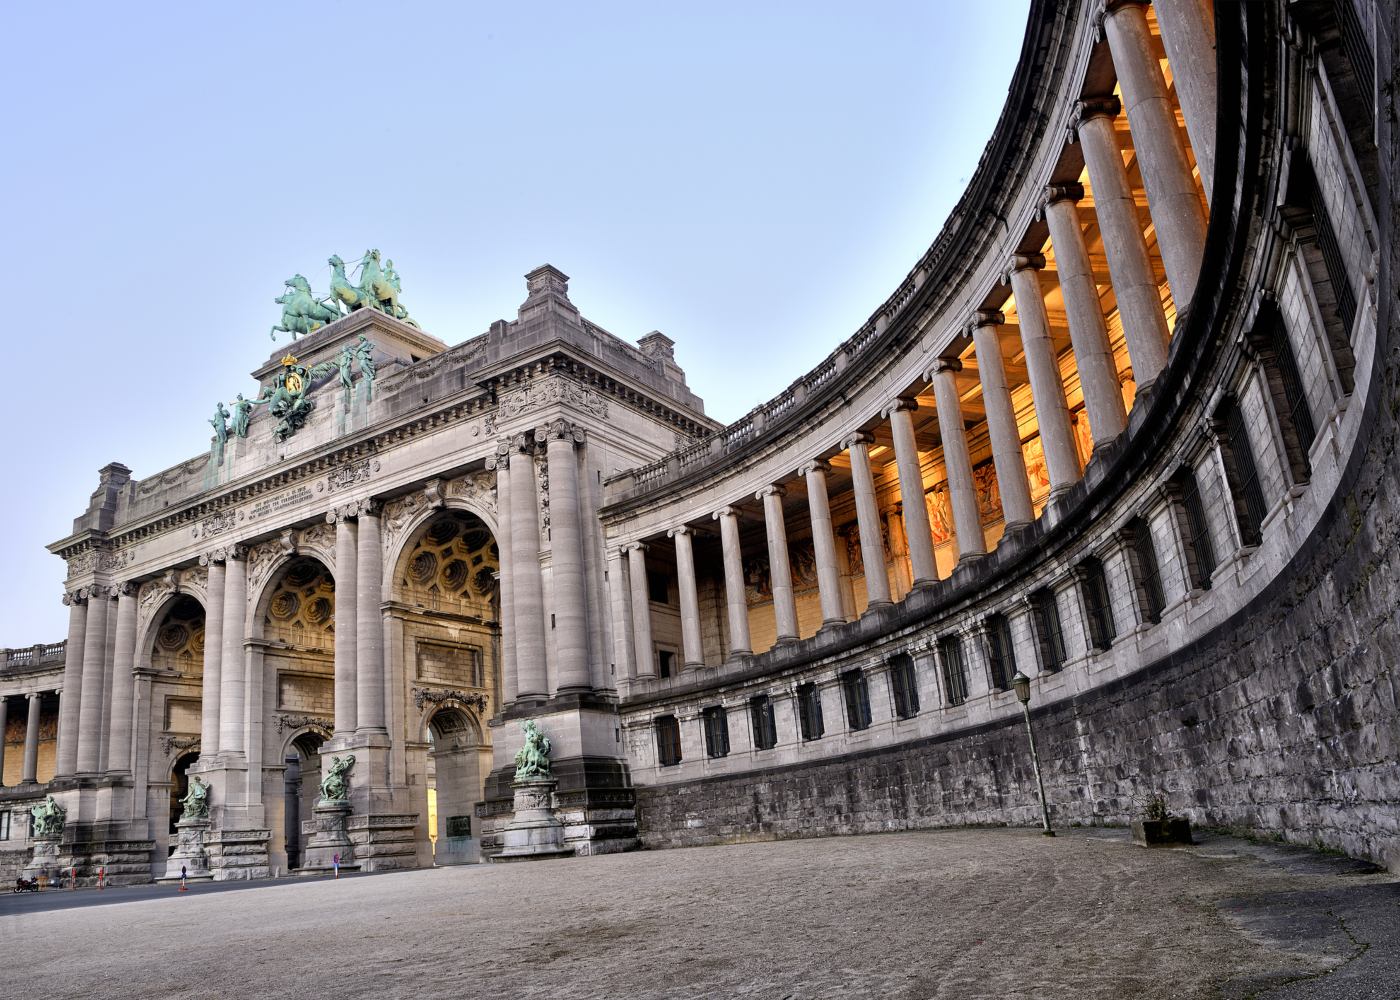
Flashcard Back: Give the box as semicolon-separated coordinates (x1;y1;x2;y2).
889;653;920;719
840;670;872;731
939;636;969;707
1178;469;1217;589
796;682;824;741
657;649;675;679
1223;398;1268;545
1029;589;1066;673
1309;172;1357;336
654;715;682;767
0;810;9;840
701;705;730;758
1269;321;1318;457
1081;557;1116;651
749;694;778;750
1130;518;1166;624
983;614;1016;691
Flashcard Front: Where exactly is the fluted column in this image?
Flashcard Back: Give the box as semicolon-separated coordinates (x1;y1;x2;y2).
971;311;1035;528
331;511;358;737
669;526;705;669
75;586;111;774
1008;254;1080;494
712;506;752;655
1103;0;1208;308
543;422;590;691
1044;184;1129;446
844;433;892;606
220;546;248;756
356;502;386;732
800;460;847;625
885;399;938;583
928;359;988;561
1153;0;1216;204
106;582;138;774
607;547;636;679
55;592;88;777
21;692;42;785
200;557;225;757
758;486;799;642
626;543;656;679
509;435;548;700
490;445;517;703
1075;97;1172;386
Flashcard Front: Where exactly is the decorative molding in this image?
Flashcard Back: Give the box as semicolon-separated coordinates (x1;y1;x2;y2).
159;734;200;756
327;458;381;493
411;687;487;714
274;713;333;735
497;374;609;423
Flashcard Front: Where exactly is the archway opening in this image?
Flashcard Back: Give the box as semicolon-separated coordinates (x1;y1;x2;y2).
427;705;487;865
284;731;326;871
168;750;199;845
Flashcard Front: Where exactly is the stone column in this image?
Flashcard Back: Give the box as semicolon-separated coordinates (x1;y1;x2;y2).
928;360;988;561
220;547;248;757
1008;254;1080;495
669;526;705;669
844;433;892;606
22;692;42;785
199;557;225;758
509;435;548;700
713;507;752;656
1103;0;1208;309
885;399;938;583
971;311;1035;529
1075;97;1172;387
356;502;386;733
799;461;847;626
1154;0;1216;204
543;422;590;691
331;512;358;738
626;543;656;679
0;697;7;785
1044;184;1128;446
75;586;111;775
55;592;88;778
490;446;517;703
106;582;138;774
758;486;799;642
606;547;636;680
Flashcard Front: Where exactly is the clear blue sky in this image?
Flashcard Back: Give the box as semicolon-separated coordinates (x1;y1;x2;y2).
0;1;1028;642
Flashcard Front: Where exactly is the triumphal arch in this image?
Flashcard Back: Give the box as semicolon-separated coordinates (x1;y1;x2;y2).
3;0;1397;880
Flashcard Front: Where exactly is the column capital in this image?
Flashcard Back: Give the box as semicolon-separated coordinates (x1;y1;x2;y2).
666;525;694;539
198;548;227;567
26;690;42;701
1045;182;1085;207
842;430;877;449
353;497;383;518
712;505;743;521
622;541;648;555
971;309;1006;330
1074;95;1121;130
927;357;963;378
797;459;830;478
1005;253;1046;278
116;580;138;598
881;397;919;418
62;590;87;607
86;584;113;601
326;503;359;525
1102;0;1149;17
755;484;786;501
536;418;585;444
509;432;534;455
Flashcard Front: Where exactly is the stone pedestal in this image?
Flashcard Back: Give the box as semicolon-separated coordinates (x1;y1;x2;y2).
300;800;361;874
22;838;60;880
157;818;213;883
495;778;572;862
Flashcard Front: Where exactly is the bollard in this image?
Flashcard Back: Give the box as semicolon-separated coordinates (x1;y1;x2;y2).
98;866;105;890
70;866;76;890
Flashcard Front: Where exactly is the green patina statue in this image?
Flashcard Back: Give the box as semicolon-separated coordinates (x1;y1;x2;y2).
230;393;254;439
337;345;355;398
271;274;341;342
325;251;419;328
513;720;552;780
210;402;230;463
319;754;355;802
30;795;66;840
354;335;378;401
179;776;210;821
253;354;338;441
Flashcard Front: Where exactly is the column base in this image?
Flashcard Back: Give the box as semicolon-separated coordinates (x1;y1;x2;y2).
300;801;359;874
157;818;214;882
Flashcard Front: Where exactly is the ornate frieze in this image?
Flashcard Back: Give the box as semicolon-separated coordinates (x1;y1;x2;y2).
274;713;333;735
159;734;201;756
327;458;381;493
444;472;496;515
496;375;609;424
411;687;487;714
192;509;241;539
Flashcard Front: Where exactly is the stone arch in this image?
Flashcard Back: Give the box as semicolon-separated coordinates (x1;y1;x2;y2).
282;728;328;872
141;593;207;677
250;554;336;647
422;700;486;749
381;488;500;596
423;700;491;865
134;580;209;664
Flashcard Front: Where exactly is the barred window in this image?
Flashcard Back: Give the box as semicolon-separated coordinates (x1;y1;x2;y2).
796;683;825;741
1029;589;1066;673
1268;321;1317;457
1130;518;1166;624
1309;181;1357;337
939;636;969;707
983;614;1016;691
1080;557;1116;651
889;653;920;719
1222;398;1268;545
0;810;10;841
1178;468;1217;589
840;670;872;731
749;694;778;751
655;715;682;767
702;705;730;759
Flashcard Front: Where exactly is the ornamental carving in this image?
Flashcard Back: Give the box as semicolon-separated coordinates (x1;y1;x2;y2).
193;509;239;539
247;534;294;605
327;458;381;493
296;522;337;565
412;687;487;714
444;473;496;515
275;713;333;735
496;375;608;422
159;735;201;756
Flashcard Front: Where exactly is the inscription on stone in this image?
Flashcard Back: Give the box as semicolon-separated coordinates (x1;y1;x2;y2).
249;485;314;521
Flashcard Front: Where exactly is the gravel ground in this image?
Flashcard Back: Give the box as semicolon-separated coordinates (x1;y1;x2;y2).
2;828;1393;1000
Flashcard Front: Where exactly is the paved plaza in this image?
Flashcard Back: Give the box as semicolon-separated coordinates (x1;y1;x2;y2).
4;829;1396;999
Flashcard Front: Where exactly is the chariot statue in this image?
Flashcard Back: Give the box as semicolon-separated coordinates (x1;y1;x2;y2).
319;754;356;802
30;795;66;840
179;776;210;821
513;720;552;781
271;274;342;342
327;250;420;328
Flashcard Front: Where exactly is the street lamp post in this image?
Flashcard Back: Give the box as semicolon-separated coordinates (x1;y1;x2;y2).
1012;671;1054;837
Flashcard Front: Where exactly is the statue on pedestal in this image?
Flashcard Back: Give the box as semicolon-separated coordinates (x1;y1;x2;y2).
354;335;378;402
230;394;255;439
513;720;552;780
319;754;355;802
30;795;66;840
179;776;210;821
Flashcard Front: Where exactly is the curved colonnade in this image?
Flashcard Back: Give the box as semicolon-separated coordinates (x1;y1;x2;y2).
602;0;1395;865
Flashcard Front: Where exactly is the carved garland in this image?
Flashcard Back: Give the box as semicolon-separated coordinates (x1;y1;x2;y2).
160;735;201;756
412;687;487;715
274;713;334;736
